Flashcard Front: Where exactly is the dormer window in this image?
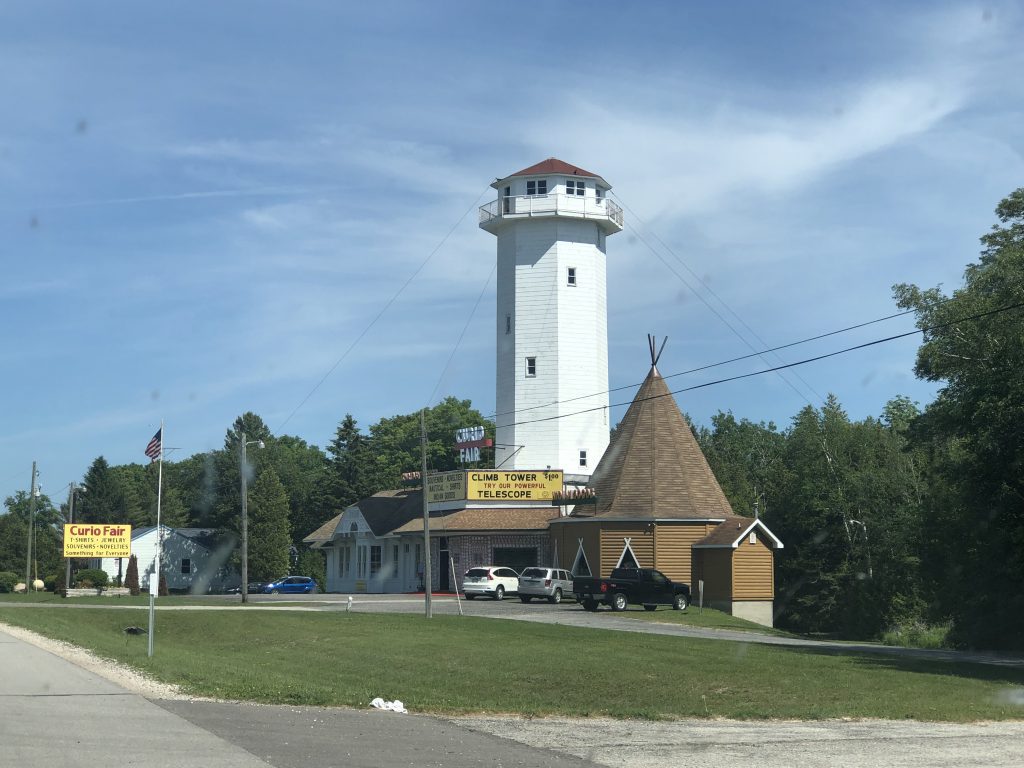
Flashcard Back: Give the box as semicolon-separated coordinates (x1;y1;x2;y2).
566;179;585;196
526;179;547;196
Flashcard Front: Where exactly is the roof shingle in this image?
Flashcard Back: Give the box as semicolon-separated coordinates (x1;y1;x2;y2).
392;507;559;534
501;158;607;186
588;365;735;520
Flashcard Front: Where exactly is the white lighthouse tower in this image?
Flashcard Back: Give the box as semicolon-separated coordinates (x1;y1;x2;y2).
479;158;623;479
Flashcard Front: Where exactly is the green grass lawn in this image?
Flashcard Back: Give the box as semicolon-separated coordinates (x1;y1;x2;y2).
2;606;1022;722
605;603;800;637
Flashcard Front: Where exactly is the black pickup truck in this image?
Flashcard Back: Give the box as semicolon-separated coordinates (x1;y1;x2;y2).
573;568;690;612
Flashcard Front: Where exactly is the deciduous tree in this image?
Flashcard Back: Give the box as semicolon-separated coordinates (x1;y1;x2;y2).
894;187;1024;650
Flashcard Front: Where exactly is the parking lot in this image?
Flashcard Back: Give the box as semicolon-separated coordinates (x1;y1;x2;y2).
229;590;586;619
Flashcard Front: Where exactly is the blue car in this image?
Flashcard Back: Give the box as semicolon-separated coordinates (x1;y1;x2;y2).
262;576;318;594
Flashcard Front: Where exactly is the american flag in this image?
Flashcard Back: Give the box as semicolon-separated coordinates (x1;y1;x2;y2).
145;428;162;462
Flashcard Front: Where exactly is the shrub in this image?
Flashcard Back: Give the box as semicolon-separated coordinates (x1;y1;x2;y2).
881;621;952;650
74;568;110;589
54;569;67;598
43;573;59;592
0;571;19;593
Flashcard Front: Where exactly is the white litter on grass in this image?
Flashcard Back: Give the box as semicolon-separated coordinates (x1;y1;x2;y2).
370;697;408;714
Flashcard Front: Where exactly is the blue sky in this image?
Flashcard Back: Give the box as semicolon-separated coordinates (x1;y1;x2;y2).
2;1;1022;504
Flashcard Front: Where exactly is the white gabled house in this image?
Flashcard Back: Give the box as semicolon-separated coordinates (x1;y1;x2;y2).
95;525;238;593
304;490;425;594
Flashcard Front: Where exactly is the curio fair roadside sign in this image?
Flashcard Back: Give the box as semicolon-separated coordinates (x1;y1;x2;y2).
454;425;492;463
63;524;132;558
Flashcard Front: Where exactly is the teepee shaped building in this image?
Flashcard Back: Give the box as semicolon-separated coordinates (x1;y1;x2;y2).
550;341;783;626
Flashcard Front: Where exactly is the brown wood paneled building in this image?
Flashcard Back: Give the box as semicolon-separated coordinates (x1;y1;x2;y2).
550;359;783;626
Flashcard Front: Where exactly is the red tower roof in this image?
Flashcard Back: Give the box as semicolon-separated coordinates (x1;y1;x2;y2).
500;158;607;186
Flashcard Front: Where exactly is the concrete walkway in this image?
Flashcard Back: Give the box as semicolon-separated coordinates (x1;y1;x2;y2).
0;627;272;768
0;626;591;768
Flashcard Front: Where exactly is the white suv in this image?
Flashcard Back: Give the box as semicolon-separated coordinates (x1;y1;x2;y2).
517;567;573;604
462;566;519;600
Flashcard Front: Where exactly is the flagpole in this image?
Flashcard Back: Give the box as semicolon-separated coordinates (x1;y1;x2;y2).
148;420;163;658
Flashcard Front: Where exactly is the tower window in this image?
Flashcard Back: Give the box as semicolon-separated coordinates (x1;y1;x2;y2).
566;179;585;195
579;450;587;467
505;314;511;334
596;187;604;201
526;179;547;196
525;357;536;377
567;267;577;286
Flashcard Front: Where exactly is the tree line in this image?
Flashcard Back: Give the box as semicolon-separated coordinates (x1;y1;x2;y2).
0;397;491;590
697;188;1024;651
2;189;1020;652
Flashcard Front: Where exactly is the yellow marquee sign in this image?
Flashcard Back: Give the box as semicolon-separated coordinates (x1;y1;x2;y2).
426;470;564;503
467;470;563;500
63;524;132;558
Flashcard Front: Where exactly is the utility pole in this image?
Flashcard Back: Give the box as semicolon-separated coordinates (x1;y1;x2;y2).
64;482;76;592
24;462;37;593
421;410;432;618
241;431;250;605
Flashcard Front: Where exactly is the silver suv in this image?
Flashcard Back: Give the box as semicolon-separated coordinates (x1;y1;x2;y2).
518;567;573;604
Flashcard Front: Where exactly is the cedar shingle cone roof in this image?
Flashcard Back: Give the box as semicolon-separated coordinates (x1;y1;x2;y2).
590;365;734;519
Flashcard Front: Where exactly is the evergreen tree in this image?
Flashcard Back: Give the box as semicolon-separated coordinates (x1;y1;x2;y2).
78;456;128;524
697;411;785;517
124;554;140;596
247;469;292;581
327;414;374;510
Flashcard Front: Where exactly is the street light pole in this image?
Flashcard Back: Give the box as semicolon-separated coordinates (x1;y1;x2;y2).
240;432;264;604
241;432;250;604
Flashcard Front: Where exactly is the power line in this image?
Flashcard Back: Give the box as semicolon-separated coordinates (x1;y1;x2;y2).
485;299;950;421
426;261;496;407
497;299;1024;429
278;186;492;431
612;192;824;405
